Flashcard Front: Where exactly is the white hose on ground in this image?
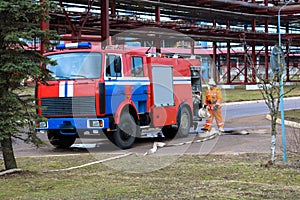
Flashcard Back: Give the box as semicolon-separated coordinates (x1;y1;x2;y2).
44;153;133;172
144;131;218;155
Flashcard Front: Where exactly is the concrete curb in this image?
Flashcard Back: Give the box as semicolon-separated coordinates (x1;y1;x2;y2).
266;114;300;129
224;100;264;106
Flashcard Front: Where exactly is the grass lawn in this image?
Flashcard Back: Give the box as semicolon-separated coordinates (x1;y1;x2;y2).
0;153;300;199
2;84;297;199
202;85;300;103
285;109;300;123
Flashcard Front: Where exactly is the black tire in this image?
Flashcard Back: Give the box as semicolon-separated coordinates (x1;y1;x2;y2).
162;126;177;139
177;106;192;137
103;129;118;147
47;130;76;149
162;106;191;139
113;112;137;149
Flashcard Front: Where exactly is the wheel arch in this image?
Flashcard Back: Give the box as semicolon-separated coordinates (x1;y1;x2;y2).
114;100;139;125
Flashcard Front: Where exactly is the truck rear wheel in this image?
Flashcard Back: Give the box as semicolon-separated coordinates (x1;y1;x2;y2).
47;130;76;149
177;107;191;137
113;112;136;149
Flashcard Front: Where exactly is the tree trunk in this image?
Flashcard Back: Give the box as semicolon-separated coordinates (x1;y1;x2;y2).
270;134;276;164
1;134;17;170
270;117;277;164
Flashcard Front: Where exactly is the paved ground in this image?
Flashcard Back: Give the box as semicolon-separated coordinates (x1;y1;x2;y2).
9;114;299;158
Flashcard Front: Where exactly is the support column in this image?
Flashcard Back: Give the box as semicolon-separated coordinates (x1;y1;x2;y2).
155;37;161;54
212;20;217;81
101;0;109;49
40;0;49;54
213;42;217;81
243;43;248;84
286;44;290;81
286;25;290;81
226;21;231;84
265;18;269;82
251;42;256;83
191;40;195;55
155;0;161;53
155;0;160;22
251;18;256;83
243;24;248;84
226;42;231;84
111;0;116;16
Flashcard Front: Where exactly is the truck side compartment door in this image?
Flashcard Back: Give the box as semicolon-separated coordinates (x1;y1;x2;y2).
150;65;176;127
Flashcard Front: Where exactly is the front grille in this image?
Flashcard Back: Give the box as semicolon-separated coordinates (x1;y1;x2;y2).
41;96;96;116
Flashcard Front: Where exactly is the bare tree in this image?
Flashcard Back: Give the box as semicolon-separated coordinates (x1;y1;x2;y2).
245;44;295;164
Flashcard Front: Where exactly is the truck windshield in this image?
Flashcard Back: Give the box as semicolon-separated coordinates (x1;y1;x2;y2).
46;52;102;80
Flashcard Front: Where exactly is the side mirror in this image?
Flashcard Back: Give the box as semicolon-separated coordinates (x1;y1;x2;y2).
114;57;121;73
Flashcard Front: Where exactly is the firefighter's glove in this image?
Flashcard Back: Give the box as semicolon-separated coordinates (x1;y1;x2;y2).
212;105;219;111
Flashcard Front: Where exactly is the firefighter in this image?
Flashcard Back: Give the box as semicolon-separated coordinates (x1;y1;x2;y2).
201;79;224;132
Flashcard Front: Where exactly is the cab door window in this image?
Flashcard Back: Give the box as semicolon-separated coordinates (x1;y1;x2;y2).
131;56;144;77
106;54;122;77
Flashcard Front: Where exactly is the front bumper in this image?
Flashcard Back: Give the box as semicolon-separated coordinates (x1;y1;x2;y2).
36;117;110;134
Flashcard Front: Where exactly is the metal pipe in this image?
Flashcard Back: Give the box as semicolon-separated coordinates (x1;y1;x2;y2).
278;0;292;164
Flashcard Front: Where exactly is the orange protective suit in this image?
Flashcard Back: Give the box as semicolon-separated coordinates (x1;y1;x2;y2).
202;86;224;131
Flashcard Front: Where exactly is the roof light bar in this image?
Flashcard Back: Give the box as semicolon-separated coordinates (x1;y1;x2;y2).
56;42;92;50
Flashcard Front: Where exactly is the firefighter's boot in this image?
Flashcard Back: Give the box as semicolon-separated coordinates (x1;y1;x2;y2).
217;124;224;135
201;124;211;131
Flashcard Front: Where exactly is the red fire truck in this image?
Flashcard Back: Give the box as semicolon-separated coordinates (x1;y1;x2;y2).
36;42;202;149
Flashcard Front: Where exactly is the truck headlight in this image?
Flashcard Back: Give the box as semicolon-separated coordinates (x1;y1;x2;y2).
39;121;48;128
88;119;104;128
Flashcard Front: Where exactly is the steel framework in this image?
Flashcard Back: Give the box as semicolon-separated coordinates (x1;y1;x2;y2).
40;0;300;84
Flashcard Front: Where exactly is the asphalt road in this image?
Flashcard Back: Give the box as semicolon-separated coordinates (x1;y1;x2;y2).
222;97;300;119
6;97;300;159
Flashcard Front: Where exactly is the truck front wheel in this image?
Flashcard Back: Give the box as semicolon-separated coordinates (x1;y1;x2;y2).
47;130;76;149
113;113;136;149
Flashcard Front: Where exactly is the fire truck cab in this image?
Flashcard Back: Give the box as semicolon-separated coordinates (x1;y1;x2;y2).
36;42;202;149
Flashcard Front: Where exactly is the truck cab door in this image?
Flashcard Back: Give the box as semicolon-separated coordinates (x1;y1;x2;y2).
104;54;125;115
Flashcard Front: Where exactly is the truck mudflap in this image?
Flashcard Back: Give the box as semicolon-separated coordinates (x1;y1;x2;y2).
36;117;110;135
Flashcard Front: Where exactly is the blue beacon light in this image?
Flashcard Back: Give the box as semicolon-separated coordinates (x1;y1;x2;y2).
56;42;92;50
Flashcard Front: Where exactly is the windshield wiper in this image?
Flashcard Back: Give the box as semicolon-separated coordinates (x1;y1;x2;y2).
70;74;87;79
54;75;69;80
